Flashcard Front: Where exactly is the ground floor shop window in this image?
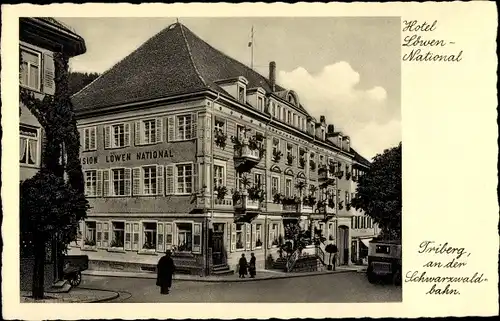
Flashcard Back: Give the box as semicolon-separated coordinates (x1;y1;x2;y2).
142;222;157;250
176;223;193;252
85;221;96;247
111;222;125;248
255;224;262;248
236;223;244;249
271;223;279;246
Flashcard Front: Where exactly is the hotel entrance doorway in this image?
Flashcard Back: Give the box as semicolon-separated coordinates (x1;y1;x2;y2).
210;223;226;265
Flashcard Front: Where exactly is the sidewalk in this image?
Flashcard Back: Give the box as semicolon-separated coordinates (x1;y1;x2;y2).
20;287;119;303
83;265;365;283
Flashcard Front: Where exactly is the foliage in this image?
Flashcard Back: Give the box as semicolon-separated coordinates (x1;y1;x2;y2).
309;185;317;195
281;196;300;205
110;239;123;248
84;238;96;247
143;242;155;250
247;185;265;202
214;129;228;149
20;52;89;299
299;157;306;168
303;195;316;207
68;71;100;96
346;165;352;180
273;192;284;204
328;197;335;209
286;154;295;165
272;150;283;162
318;164;327;175
338;201;344;210
309;159;316;171
294;180;306;195
350;143;402;240
230;135;243;149
214;185;228;200
231;189;242;203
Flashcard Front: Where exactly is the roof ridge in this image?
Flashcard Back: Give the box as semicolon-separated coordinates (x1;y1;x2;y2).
179;23;207;87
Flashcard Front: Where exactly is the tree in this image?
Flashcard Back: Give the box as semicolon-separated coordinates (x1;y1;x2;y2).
68;71;100;96
20;52;89;299
351;143;402;240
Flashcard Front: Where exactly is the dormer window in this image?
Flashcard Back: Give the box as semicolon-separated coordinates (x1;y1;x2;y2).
257;96;264;112
338;135;343;148
238;85;246;103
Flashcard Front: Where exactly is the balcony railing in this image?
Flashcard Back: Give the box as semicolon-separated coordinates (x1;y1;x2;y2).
234;145;260;161
318;169;335;181
282;202;313;215
234;193;260;211
318;204;336;215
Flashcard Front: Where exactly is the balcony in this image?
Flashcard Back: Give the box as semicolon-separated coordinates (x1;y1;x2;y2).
282;202;313;218
318;168;335;181
233;137;261;170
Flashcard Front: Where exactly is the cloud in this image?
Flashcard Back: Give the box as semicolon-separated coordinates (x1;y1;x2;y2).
277;61;400;159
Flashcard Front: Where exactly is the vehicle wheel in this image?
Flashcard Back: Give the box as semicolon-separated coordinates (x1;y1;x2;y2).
70;272;81;287
393;270;402;286
367;267;376;284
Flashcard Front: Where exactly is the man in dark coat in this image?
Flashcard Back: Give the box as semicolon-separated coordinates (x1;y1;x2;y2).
157;250;175;294
249;252;256;278
238;253;248;278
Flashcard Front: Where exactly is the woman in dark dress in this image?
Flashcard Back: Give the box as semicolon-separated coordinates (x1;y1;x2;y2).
249;252;256;278
157;250;176;294
238;254;248;278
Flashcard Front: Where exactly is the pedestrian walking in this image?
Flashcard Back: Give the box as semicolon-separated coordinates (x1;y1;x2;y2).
249;253;256;278
332;244;338;271
156;250;175;294
238;253;248;278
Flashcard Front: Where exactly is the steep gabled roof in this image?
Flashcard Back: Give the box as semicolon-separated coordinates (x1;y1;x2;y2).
72;22;309;116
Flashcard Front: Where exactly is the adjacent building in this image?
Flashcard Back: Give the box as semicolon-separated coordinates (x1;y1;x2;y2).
68;22;377;275
19;17;86;289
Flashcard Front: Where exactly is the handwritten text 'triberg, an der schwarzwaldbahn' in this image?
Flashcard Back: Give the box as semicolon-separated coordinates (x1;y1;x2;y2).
402;20;463;62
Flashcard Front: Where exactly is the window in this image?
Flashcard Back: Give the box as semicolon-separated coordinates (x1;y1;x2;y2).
214;118;225;133
287;111;292;124
271;223;279;246
272;102;277;118
287;143;293;164
257;96;264;112
254;173;262;187
112;124;125;147
272;138;280;154
83;127;97;151
285;178;292;197
278;105;282;120
345;191;350;205
111;222;125;248
271;176;280;195
214;164;225;188
236;125;245;140
238;85;246;103
255;224;262;248
236;224;244;249
176;164;193;194
235;171;244;191
293;114;297;127
84;221;96;246
20;48;41;90
319;155;325;167
143;166;157;195
143;119;157;144
176;115;192;140
112;168;126;196
177;223;192;252
84;170;97;197
20;125;39;166
142;222;157;250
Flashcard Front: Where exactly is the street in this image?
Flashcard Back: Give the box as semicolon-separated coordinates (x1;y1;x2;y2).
81;272;401;303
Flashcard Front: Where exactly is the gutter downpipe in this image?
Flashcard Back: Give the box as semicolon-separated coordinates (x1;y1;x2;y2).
264;110;273;269
208;93;221;274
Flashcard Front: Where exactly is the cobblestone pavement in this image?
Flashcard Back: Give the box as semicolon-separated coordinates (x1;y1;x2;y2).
81;271;401;303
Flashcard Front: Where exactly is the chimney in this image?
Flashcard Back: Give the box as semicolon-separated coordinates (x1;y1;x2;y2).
320;115;326;124
269;61;276;92
327;124;335;134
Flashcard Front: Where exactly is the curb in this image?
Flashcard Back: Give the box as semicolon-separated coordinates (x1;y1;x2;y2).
83;269;358;283
79;288;120;303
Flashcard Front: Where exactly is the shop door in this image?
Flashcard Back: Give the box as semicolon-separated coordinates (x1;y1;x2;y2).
211;223;225;265
337;226;349;265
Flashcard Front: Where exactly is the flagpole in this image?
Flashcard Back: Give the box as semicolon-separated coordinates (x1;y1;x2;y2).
251;26;254;70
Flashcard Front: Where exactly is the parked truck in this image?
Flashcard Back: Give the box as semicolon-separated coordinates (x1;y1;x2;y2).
366;239;401;285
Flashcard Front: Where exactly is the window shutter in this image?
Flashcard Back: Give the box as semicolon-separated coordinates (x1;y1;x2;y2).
167;116;175;142
125;223;132;250
156;118;163;143
124;168;132;196
192;163;198;193
230;223;236;252
132;167;141;196
124;123;131;147
162;118;168;142
157;165;164;196
96;170;103;196
165;223;173;250
96;222;102;248
157;222;165;252
42;53;55;95
192;222;202;254
251;223;256;250
267;223;272;249
245;223;251;250
165;165;174;195
135;121;141;146
90;127;97;150
102;222;109;248
104;125;111;149
103;169;110;197
132;223;140;251
191;112;198;139
78;129;84;151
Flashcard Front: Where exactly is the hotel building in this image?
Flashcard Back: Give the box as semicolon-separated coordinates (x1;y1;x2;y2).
69;22;376;275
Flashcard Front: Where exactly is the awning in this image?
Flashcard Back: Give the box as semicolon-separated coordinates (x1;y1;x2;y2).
361;238;373;248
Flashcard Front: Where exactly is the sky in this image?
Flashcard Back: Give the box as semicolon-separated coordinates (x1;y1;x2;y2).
58;17;401;160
